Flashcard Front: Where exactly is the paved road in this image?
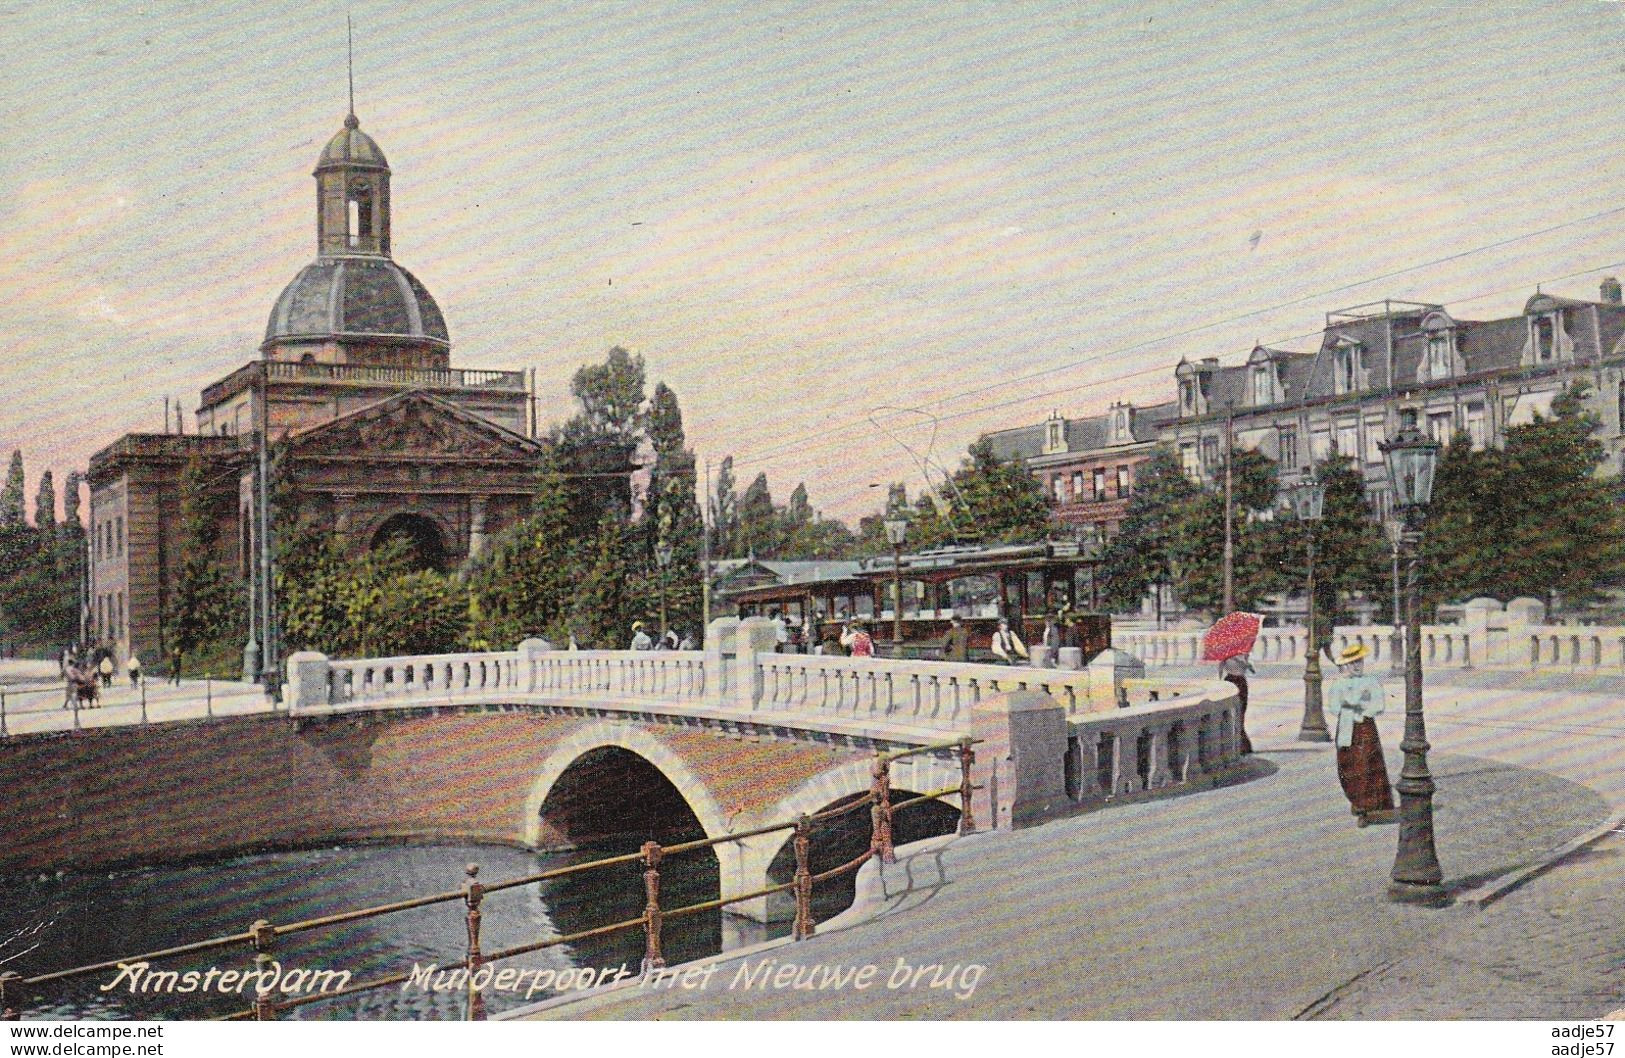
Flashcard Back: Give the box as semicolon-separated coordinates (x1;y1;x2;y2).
534;668;1625;1020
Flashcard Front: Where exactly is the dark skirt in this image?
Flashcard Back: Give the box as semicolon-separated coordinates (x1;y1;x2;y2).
1222;674;1253;754
1337;718;1394;815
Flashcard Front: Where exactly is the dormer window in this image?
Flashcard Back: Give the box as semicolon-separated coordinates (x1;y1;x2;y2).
1334;341;1364;395
1252;364;1274;406
1521;295;1575;366
1426;333;1452;377
1419;311;1460;383
1043;417;1065;454
1180;379;1196;414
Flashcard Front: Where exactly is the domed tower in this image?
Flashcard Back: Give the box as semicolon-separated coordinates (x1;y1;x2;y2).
262;111;450;369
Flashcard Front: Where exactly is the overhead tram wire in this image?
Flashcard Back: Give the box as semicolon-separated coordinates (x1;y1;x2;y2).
722;253;1625;493
727;202;1625;472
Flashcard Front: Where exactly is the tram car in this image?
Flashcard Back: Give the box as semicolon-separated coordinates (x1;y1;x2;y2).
729;541;1110;663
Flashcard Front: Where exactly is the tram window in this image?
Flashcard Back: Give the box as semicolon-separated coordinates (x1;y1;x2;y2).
856;594;874;617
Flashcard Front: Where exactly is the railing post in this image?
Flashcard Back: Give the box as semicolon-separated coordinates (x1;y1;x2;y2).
870;756;895;864
640;841;665;973
205;675;213;718
958;736;976;835
1;689;7;739
139;679;147;725
792;814;815;941
463;863;485;1021
250;919;277;1021
72;686;81;731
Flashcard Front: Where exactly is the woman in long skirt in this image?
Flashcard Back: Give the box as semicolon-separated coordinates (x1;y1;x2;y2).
1327;644;1396;826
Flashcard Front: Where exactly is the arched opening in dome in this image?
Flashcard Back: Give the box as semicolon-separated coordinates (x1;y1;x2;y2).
370;513;446;571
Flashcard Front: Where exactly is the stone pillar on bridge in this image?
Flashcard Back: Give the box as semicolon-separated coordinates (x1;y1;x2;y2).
971;689;1071;830
286;651;332;711
518;636;551;692
704;616;738;708
1086;647;1145;709
706;617;778;711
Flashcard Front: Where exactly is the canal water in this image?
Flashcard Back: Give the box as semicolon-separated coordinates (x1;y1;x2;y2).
0;841;786;1021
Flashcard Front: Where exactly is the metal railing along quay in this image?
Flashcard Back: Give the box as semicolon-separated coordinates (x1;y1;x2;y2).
0;738;979;1022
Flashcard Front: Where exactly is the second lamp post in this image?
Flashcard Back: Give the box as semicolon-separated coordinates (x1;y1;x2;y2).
1287;474;1331;742
883;502;910;647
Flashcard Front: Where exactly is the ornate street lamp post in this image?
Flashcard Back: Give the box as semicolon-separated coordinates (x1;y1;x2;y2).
655;540;674;642
1379;408;1446;906
1286;475;1330;742
1383;516;1405;676
883;503;910;648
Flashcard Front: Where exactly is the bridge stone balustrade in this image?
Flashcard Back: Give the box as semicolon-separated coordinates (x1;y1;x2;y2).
1116;598;1625;674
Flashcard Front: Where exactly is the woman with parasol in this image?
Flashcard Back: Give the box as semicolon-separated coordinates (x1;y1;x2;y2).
1204;612;1263;755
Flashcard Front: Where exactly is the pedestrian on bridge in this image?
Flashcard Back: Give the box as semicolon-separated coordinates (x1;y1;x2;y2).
840;619;874;658
991;616;1028;665
126;653;142;688
1218;654;1254;755
630;622;653;651
1327;644;1396;827
940;615;971;662
97;654;114;689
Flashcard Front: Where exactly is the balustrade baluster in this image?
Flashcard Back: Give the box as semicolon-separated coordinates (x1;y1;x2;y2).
958;736;976;834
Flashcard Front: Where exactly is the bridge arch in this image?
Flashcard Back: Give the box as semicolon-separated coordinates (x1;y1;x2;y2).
521;721;732;850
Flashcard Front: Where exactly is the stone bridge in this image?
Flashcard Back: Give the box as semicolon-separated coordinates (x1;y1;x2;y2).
1;618;1243;922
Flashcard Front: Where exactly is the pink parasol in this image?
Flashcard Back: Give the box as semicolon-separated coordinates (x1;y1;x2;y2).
1202;612;1264;662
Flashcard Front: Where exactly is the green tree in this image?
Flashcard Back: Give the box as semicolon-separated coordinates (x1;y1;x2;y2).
564;346;647;446
569;514;635;648
1419;431;1510;609
1099;446;1199;615
33;471;55;534
0;451;24;526
465;446;579;649
939;438;1052;544
712;456;738;558
735;472;778;557
1167;448;1284;615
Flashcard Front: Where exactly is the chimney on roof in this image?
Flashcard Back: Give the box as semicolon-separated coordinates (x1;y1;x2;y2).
1602;277;1622;305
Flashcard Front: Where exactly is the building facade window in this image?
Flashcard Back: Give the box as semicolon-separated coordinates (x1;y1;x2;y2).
1092;467;1106;502
1427;410;1454;444
115;516;123;556
1116;464;1131;497
1336;424;1359;460
1618;380;1625;434
1071;470;1084;500
1201;436;1220;472
1535;315;1555;362
1051;476;1064;502
1364;420;1386;464
1278;427;1299;471
1464;403;1487;449
1179;379;1196;415
1180;442;1200;478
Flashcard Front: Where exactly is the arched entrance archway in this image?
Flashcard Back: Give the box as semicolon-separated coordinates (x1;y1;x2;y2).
370;512;446;571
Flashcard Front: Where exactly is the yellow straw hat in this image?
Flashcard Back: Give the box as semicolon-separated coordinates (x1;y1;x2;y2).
1335;643;1370;666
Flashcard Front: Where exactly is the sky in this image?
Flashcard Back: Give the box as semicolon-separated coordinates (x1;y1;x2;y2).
4;0;1625;524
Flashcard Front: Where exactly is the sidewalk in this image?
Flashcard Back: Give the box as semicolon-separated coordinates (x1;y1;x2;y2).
0;676;272;736
532;669;1625;1020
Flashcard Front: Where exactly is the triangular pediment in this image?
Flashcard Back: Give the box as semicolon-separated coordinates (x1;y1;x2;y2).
288;390;542;462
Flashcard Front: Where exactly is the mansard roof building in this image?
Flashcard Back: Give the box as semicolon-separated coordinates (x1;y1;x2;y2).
987;282;1625;526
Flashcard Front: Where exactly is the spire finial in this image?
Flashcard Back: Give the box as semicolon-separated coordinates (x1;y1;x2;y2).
346;13;356;121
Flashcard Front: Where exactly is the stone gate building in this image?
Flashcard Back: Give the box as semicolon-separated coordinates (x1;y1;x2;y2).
86;108;552;670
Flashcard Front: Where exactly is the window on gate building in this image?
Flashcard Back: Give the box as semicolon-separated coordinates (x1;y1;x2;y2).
1116;464;1131;497
1071;470;1084;499
1180;442;1200;478
1465;404;1487;449
1092;467;1106;502
1051;476;1064;502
